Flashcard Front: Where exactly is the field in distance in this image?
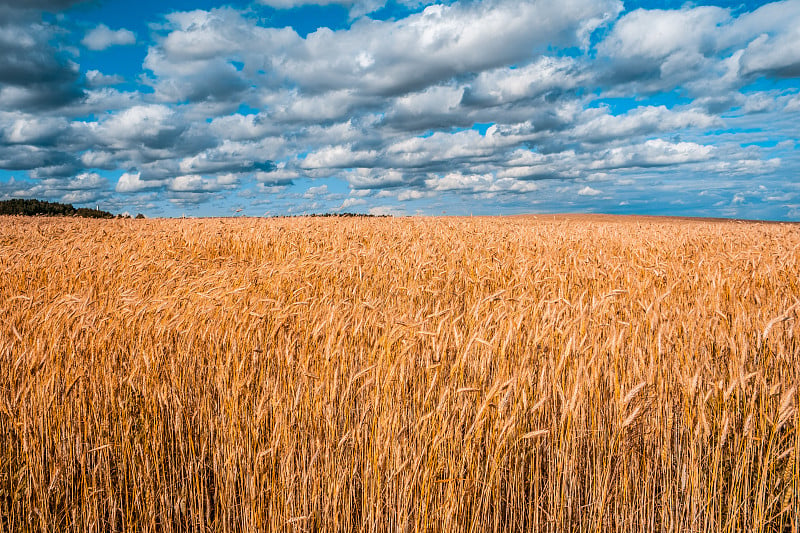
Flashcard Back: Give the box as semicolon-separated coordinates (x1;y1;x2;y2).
1;215;798;531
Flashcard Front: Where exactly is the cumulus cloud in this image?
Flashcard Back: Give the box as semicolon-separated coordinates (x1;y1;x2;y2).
339;197;367;210
463;56;586;108
85;70;125;87
0;9;84;111
0;170;110;204
302;184;329;198
344;168;412;189
599;7;726;62
143;0;621;105
286;0;621;96
597;1;800;95
569;106;721;144
1;114;70;145
424;172;539;194
301;145;378;169
578;185;602;196
82;24;136;51
90;105;188;151
116;172;163;193
169;173;236;193
784;93;800;112
2;0;799;216
63;172;108;190
591;139;715;170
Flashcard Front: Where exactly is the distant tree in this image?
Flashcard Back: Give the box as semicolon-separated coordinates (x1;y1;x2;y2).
135;213;146;219
0;199;114;218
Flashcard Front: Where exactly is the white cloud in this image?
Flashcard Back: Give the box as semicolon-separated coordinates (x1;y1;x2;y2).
723;1;800;57
707;157;781;175
301;145;378;169
61;190;101;204
738;29;800;78
85;70;125;87
570;106;721;143
80;150;117;169
82;24;136;51
256;166;301;184
0;171;111;206
344;168;409;189
578;186;602;196
384;85;465;128
466;56;584;106
169;174;232;192
397;189;429;201
3;115;69;144
142;9;297;103
339;197;367;210
598;1;800;94
303;184;329;198
64;172;107;190
270;89;369;123
368;205;404;216
145;0;620;105
425;172;496;192
424;172;539;194
784;93;800;112
380;126;531;169
740;91;776;113
76;88;141;116
116;172;162;193
591;139;715;169
600;7;726;62
217;173;238;186
91;105;185;151
284;0;621;96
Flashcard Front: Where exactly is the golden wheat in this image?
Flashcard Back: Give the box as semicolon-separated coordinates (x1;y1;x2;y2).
0;214;798;532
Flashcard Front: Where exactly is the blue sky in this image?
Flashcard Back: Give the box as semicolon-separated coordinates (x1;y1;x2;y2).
1;0;799;218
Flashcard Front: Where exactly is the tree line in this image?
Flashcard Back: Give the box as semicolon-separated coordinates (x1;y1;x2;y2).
0;199;115;218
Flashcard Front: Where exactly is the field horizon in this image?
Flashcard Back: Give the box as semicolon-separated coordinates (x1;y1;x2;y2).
1;215;798;531
104;212;800;225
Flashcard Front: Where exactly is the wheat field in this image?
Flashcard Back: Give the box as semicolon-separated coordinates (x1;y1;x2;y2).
0;215;797;532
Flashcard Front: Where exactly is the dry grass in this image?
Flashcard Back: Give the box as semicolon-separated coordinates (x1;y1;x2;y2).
0;215;798;532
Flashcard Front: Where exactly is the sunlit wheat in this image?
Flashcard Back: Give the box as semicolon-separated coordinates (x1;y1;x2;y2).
0;214;797;531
